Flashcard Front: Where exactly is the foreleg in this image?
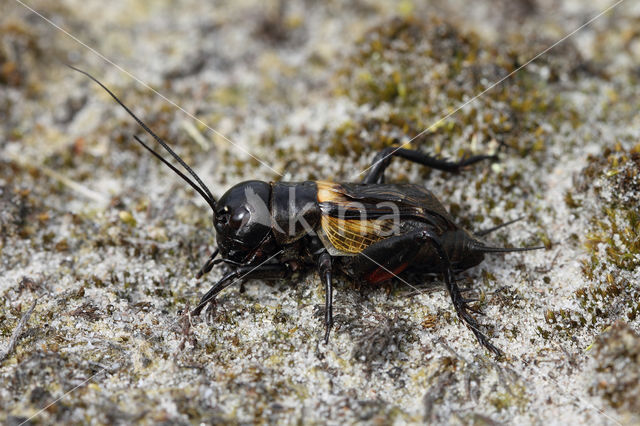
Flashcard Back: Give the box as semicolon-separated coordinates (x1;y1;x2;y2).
191;263;290;316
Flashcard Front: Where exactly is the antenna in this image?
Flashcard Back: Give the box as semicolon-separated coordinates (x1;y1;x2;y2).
68;65;216;210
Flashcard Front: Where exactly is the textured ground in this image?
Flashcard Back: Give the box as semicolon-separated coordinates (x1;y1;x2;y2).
1;0;640;424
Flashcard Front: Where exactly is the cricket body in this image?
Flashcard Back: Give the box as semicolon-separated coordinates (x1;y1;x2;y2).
73;66;542;356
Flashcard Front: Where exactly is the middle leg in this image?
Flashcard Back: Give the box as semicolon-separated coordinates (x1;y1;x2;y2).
317;251;334;343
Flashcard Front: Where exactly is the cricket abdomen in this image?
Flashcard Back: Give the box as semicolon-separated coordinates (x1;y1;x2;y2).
404;229;485;274
442;229;486;271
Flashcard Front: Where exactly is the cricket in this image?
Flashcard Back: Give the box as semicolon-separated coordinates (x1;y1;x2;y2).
71;65;543;356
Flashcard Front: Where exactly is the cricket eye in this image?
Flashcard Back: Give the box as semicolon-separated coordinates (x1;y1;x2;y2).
215;206;231;225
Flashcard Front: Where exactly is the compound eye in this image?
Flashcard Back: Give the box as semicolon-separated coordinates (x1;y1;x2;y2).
215;206;230;224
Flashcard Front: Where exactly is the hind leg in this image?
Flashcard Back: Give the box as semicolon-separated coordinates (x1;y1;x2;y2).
363;147;496;184
353;229;503;356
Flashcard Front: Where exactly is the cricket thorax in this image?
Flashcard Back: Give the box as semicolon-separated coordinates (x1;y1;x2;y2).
270;181;322;245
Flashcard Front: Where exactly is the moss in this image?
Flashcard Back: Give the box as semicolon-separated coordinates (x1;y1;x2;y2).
489;392;515;412
567;143;640;330
590;321;640;414
301;15;564;257
4;2;639;424
118;210;137;227
0;18;40;88
543;307;587;337
344;19;545;127
564;191;582;209
333;19;462;151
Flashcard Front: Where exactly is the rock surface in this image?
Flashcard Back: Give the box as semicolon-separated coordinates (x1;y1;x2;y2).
1;0;639;424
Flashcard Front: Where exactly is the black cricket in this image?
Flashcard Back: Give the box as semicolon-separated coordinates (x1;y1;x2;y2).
72;66;542;356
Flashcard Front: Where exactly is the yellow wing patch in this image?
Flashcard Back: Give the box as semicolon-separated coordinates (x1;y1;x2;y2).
316;180;343;203
320;215;396;254
316;180;397;254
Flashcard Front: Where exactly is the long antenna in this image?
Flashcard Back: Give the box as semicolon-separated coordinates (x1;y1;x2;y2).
133;136;216;209
68;65;217;209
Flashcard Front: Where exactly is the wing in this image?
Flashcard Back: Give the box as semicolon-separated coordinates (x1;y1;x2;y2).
320;215;397;254
315;181;456;255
